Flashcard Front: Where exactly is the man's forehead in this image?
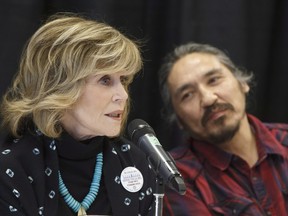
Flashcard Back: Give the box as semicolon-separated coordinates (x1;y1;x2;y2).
169;54;222;79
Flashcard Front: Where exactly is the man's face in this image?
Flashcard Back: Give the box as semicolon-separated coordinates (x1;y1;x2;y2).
167;53;249;144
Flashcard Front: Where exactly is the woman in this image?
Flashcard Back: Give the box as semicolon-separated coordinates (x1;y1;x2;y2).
0;13;155;216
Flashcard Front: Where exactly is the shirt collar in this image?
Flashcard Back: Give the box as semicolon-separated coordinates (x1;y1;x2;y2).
248;114;287;158
191;114;287;171
191;138;232;171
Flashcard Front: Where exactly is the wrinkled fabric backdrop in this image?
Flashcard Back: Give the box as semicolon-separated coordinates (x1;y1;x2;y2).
0;0;287;150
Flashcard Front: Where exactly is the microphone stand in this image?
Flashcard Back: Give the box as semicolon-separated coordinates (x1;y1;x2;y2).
153;177;164;216
153;175;187;216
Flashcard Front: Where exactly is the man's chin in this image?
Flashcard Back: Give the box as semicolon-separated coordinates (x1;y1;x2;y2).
207;122;240;144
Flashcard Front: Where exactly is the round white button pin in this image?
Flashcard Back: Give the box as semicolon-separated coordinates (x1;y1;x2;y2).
120;167;144;193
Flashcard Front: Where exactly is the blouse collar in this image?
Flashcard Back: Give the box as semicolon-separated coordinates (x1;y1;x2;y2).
56;131;106;160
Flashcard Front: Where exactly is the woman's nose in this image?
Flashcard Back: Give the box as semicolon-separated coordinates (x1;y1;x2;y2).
112;83;128;102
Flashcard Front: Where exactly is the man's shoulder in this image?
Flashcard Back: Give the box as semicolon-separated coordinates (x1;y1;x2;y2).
264;122;288;131
169;145;202;180
264;122;288;147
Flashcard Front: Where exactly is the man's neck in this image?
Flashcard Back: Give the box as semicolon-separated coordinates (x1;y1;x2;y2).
219;115;258;167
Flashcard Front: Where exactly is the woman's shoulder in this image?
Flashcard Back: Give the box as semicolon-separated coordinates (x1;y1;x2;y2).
1;130;41;154
0;129;59;216
0;129;55;169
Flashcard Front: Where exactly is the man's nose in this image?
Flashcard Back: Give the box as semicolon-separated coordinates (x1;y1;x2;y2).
200;87;217;108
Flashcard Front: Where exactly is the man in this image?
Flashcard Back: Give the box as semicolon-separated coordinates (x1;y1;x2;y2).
158;42;288;215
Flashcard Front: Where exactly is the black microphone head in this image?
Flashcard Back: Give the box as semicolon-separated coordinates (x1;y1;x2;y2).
128;119;187;195
127;119;155;143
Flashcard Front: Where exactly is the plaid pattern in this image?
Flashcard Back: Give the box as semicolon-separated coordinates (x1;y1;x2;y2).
163;114;288;216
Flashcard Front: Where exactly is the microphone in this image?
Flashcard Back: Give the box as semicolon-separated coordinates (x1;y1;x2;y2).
128;119;186;195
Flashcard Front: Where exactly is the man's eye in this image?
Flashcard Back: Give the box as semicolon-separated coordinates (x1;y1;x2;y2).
181;92;193;101
208;76;220;84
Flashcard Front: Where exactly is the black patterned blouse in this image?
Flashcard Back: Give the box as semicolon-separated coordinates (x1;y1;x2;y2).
0;128;156;216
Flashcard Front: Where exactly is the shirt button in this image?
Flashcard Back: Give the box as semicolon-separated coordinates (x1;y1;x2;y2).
266;211;272;215
232;209;237;214
252;176;258;181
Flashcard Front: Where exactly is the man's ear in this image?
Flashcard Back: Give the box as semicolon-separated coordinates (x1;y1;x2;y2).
241;82;250;94
175;116;184;130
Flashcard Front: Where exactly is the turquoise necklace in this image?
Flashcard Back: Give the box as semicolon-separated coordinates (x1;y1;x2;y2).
58;152;103;215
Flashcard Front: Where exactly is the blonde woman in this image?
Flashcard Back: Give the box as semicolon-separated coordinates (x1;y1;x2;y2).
0;13;155;216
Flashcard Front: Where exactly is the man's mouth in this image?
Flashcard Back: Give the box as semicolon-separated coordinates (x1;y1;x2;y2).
202;103;234;127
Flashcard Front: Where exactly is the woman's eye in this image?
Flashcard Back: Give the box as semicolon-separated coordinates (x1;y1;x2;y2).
99;75;111;85
120;76;129;85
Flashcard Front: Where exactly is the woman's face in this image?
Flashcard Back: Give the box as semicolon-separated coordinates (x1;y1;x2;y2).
61;72;129;140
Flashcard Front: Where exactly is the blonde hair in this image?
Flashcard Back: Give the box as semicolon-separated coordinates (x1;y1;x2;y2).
1;13;142;138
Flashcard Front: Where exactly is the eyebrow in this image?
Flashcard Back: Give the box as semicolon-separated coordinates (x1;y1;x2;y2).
174;83;194;98
204;68;222;78
173;68;222;97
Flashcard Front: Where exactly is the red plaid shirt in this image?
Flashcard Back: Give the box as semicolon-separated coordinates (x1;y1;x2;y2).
163;114;288;216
